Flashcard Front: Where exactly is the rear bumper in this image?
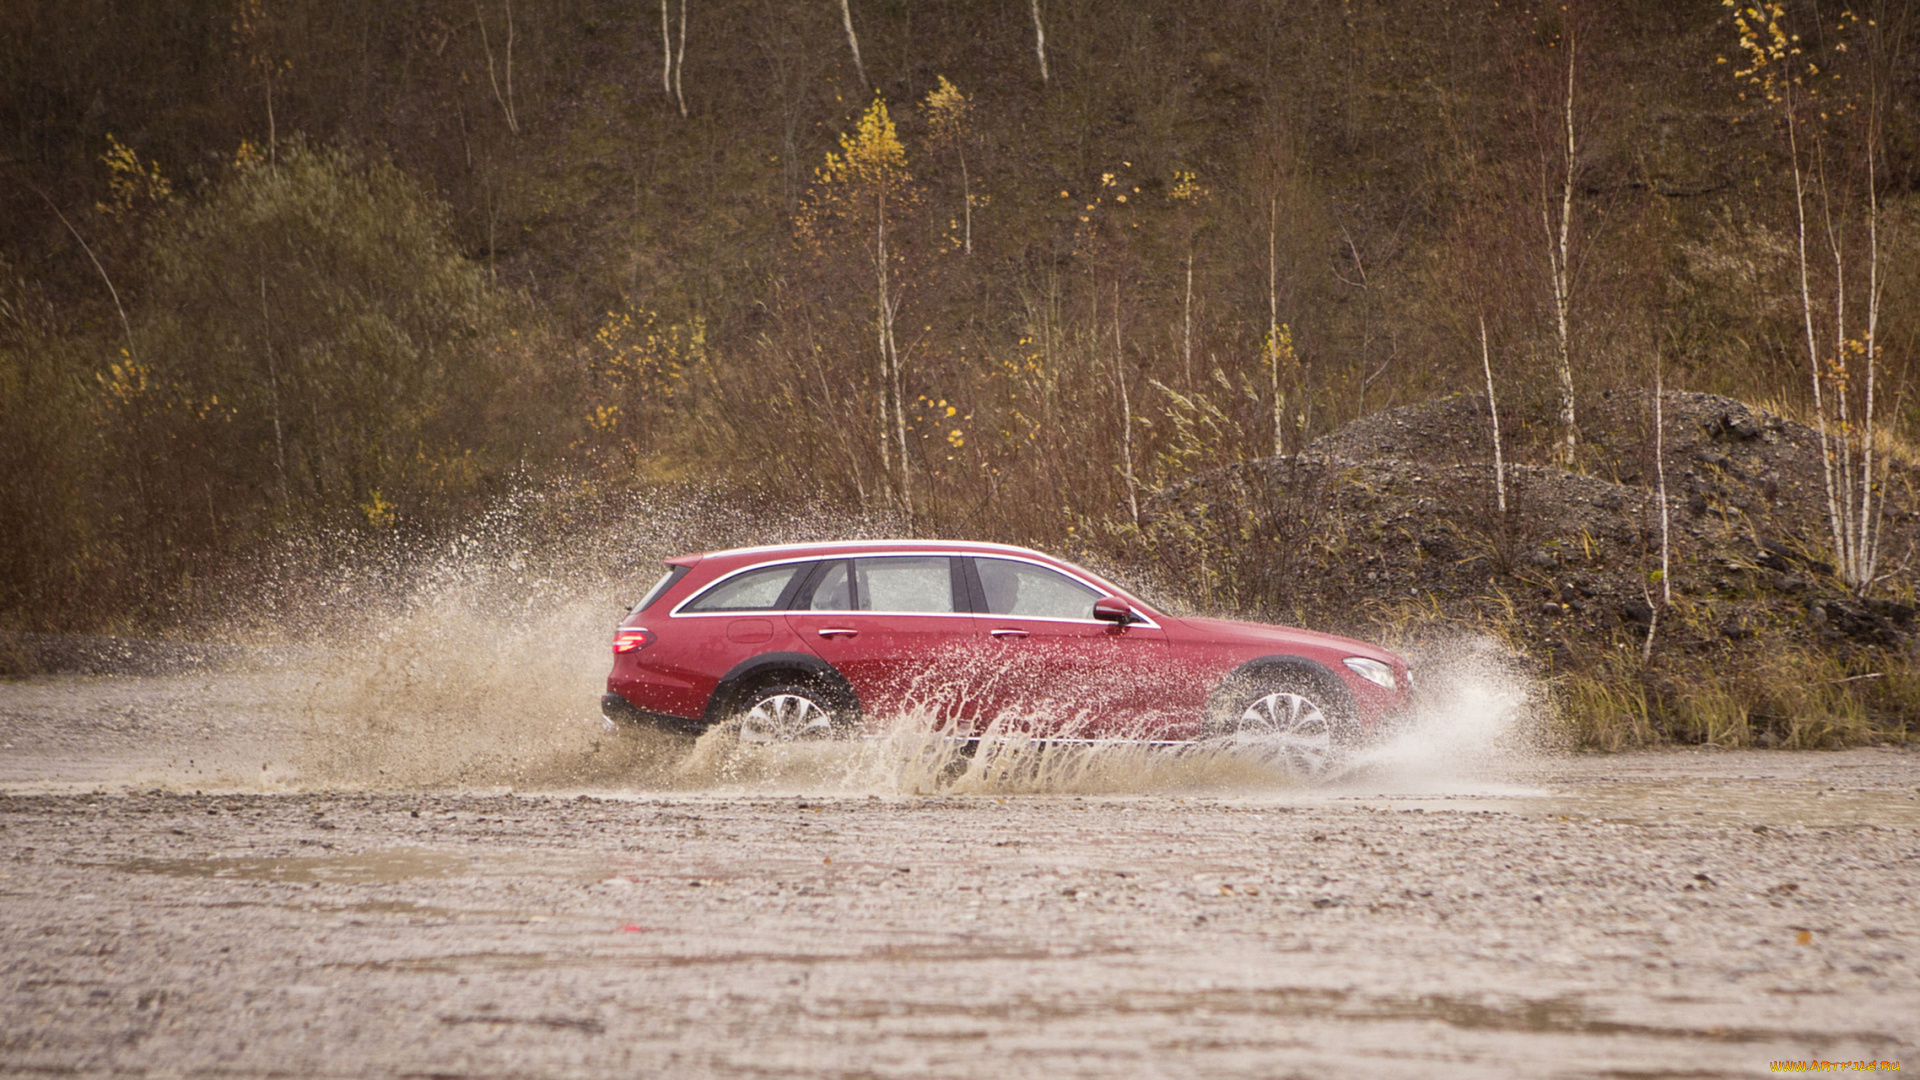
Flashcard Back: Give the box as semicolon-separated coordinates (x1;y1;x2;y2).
600;693;712;736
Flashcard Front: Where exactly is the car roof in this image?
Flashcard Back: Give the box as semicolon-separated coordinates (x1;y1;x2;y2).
671;539;1052;566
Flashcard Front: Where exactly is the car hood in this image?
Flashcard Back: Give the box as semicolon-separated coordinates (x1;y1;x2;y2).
1168;615;1404;665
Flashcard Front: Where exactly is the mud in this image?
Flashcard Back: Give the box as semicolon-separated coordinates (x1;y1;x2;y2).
3;669;1917;1077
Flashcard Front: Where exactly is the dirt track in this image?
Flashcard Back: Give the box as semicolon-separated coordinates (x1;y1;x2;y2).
2;671;1917;1078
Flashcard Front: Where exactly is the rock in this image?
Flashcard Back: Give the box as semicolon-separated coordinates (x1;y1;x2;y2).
1621;600;1655;626
1721;411;1762;440
1757;539;1832;575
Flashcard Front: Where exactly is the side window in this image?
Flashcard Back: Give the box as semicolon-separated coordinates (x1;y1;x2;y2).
854;557;956;613
681;563;802;613
805;561;852;611
974;558;1100;620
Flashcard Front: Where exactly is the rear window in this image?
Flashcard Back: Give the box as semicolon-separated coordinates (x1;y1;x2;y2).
634;564;691;613
682;563;803;612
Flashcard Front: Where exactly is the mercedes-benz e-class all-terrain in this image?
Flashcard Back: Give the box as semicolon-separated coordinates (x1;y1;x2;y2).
602;540;1411;774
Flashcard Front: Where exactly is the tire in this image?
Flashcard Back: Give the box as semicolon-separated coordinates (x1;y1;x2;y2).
1205;667;1358;778
730;675;845;744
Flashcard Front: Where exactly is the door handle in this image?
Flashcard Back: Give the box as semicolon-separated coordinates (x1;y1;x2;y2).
989;628;1030;638
817;628;859;639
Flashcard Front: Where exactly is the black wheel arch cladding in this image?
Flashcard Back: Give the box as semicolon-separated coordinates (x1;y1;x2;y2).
705;651;862;726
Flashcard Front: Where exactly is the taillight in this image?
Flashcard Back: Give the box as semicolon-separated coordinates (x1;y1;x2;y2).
612;627;655;654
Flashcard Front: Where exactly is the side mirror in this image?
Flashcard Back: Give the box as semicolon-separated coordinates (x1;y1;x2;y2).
1092;597;1136;624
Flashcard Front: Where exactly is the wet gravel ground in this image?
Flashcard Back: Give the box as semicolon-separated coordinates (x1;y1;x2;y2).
2;675;1918;1078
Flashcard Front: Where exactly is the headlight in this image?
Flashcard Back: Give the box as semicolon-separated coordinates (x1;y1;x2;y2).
1343;657;1397;690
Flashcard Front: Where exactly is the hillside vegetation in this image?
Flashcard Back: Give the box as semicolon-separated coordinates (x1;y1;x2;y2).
2;0;1917;742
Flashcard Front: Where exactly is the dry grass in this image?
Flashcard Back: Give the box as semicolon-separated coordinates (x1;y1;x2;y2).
1549;636;1915;751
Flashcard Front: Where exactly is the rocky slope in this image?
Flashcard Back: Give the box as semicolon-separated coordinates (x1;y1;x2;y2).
1144;391;1920;744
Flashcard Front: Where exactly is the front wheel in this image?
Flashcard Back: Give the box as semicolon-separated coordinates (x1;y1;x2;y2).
1206;670;1357;777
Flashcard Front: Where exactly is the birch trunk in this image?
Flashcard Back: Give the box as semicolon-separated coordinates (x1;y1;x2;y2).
1645;358;1670;661
478;0;520;134
1029;0;1049;83
875;189;891;484
660;0;672;95
1116;283;1138;526
1787;96;1847;578
1268;195;1282;457
260;275;289;510
1543;30;1576;467
674;0;688;117
1860;125;1884;583
1479;314;1505;514
839;0;867;89
1182;249;1194;389
959;145;971;255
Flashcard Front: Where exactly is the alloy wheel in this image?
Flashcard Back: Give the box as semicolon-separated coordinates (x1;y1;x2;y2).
738;692;834;743
1229;690;1335;776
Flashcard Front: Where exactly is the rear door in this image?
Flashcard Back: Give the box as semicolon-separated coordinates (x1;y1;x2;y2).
963;556;1175;739
785;555;976;731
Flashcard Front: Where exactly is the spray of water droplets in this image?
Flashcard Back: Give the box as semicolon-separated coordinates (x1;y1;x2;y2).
201;484;1553;797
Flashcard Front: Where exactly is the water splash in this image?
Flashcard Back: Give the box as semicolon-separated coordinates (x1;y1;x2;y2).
252;487;1548;796
1328;634;1547;795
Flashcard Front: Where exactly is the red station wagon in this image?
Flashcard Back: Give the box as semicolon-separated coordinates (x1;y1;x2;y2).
602;540;1411;774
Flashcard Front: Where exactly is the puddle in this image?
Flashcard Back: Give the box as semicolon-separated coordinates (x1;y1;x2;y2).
111;848;468;885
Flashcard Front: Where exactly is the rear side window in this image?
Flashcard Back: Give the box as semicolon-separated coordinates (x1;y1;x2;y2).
854;556;956;613
805;561;852;610
634;564;691;613
682;563;803;613
973;558;1100;620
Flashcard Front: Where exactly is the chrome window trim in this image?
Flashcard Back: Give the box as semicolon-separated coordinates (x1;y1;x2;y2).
668;549;1159;626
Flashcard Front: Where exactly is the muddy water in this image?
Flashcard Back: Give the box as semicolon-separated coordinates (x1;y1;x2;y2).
4;663;1918;1079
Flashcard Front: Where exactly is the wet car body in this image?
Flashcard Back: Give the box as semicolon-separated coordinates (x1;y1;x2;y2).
602;540;1410;764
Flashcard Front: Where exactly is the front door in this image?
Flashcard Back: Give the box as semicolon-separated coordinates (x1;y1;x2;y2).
964;556;1173;739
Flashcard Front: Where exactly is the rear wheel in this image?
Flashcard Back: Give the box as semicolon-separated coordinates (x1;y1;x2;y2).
732;677;842;743
1207;669;1356;777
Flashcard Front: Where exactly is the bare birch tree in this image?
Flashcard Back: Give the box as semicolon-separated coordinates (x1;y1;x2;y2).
838;0;867;89
658;0;688;116
797;99;917;515
1479;313;1506;514
1539;23;1578;466
660;0;672;96
1268;195;1282;455
1029;0;1049;84
1263;196;1302;457
1115;282;1138;525
1169;170;1208;389
476;0;520;134
1644;351;1671;660
1726;2;1893;589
